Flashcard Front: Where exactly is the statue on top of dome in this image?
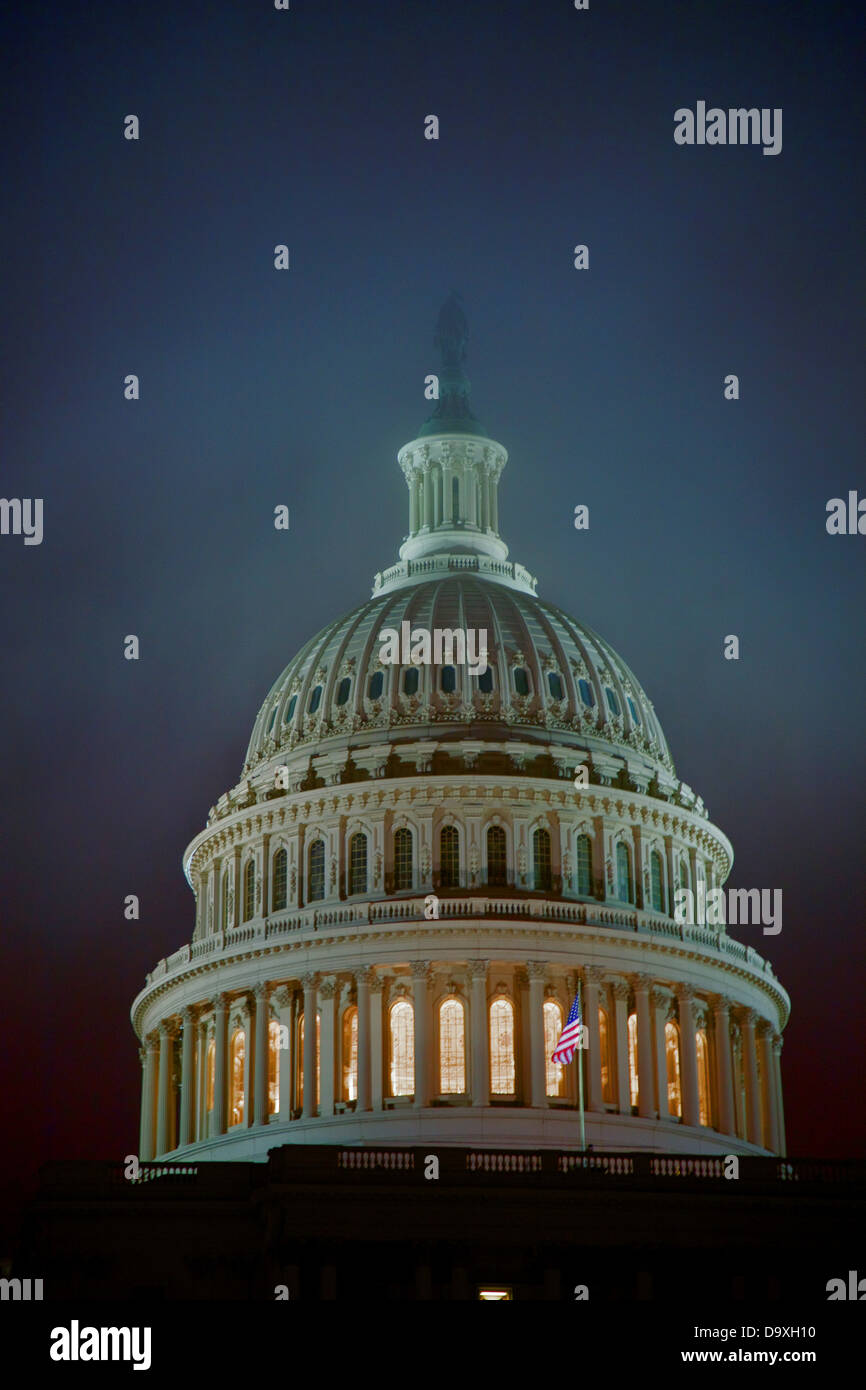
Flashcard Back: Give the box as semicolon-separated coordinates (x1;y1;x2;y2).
434;291;468;370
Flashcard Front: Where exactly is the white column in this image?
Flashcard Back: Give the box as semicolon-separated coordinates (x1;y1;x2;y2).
711;995;735;1137
677;986;701;1129
633;974;655;1119
412;962;432;1107
409;472;419;532
423;466;433;529
370;976;384;1109
356;968;373;1112
612;982;630;1113
741;1008;762;1145
302;973;318;1119
583;968;604;1112
275;987;293;1121
179;1007;196;1147
156;1021;176;1156
253;983;269;1126
139;1035;158;1161
320;979;337;1117
469;960;489;1106
758;1021;780;1152
773;1036;786;1156
527;962;547;1107
652;990;670;1118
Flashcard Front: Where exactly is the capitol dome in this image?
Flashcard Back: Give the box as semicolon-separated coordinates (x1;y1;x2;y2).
132;295;789;1163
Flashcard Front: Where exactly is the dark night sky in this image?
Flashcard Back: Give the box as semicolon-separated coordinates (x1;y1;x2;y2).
1;1;864;1238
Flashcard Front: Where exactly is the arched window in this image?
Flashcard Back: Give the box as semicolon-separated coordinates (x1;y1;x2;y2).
297;1013;320;1108
440;825;459;888
206;1037;215;1113
452;475;460;517
605;686;620;717
616;842;632;902
267;706;277;732
486;825;507;886
533;827;552;891
599;1008;613;1102
268;1018;281;1115
578;678;595;708
627;1013;639;1109
547;671;564;701
307;839;325;903
576;833;592;896
696;1029;711;1127
308;685;322;715
367;671;383;700
342;1007;358;1101
393;827;413;891
513;667;530;697
284;693;297;724
440;665;456;693
243;860;255;922
403;667;419;695
439;998;466;1094
489;998;515;1095
665;1021;682;1117
272;847;288;912
680;857;690;891
335;677;351;706
230;1028;245;1126
627;696;640;725
543;998;565;1097
349;832;367;896
477;666;493;693
390;999;414;1096
650;850;665;912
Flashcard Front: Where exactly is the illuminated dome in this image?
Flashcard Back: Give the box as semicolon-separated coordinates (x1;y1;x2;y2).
132;295;789;1165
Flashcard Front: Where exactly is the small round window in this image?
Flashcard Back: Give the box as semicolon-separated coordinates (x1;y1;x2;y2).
309;685;323;715
368;671;383;700
336;677;351;706
284;694;297;723
547;672;564;701
403;668;419;695
513;667;530;697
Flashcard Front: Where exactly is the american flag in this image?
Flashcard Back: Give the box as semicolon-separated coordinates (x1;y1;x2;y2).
551;990;582;1066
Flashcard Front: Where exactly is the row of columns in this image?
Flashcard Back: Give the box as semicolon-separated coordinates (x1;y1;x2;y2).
408;462;499;536
139;965;784;1160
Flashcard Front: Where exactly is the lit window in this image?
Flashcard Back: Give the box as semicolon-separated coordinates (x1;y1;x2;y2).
599;1008;613;1102
544;998;565;1097
533;827;552;891
284;694;297;724
336;677;351;706
616;842;632;902
309;685;322;714
368;671;383;700
403;667;419;695
206;1038;215;1112
513;667;530;697
272;848;288;912
307;839;325;902
578;678;595;708
230;1029;245;1126
268;1018;280;1115
440;825;460;888
696;1029;710;1127
576;833;592;896
390;999;414;1096
349;832;367;896
477;666;493;693
342;1007;358;1101
650;851;665;912
441;665;456;693
547;671;564;701
605;687;620;717
628;1013;639;1108
486;825;507;886
394;827;413;891
243;860;255;921
439;998;466;1093
665;1021;682;1117
489;998;515;1095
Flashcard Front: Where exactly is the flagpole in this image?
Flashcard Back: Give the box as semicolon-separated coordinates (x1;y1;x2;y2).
577;977;586;1152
